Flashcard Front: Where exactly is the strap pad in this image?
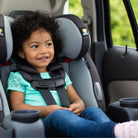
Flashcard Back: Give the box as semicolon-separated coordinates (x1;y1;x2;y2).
31;78;65;90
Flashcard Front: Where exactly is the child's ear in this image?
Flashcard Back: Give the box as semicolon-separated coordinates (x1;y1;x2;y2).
18;51;25;59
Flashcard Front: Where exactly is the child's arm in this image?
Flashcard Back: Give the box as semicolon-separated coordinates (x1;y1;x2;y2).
67;84;85;115
10;91;70;118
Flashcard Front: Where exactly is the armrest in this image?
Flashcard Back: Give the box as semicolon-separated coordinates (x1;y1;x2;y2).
0;110;45;138
106;97;138;123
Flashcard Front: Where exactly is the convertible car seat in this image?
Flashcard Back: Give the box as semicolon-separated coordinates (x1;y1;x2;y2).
0;13;106;137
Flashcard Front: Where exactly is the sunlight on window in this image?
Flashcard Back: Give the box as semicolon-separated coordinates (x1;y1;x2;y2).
68;0;83;18
110;0;137;48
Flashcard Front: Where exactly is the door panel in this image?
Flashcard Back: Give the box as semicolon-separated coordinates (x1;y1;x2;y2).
103;46;138;104
109;81;138;103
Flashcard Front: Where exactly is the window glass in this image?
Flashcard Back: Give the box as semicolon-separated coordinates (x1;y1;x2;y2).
110;0;138;48
68;0;83;18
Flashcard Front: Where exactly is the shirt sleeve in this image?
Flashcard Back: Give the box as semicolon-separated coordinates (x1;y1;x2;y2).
65;72;72;87
7;72;26;94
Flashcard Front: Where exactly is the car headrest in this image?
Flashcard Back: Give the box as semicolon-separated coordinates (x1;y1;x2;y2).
56;14;91;60
0;14;91;64
0;14;13;64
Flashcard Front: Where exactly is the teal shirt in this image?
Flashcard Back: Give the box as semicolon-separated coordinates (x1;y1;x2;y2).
7;71;72;106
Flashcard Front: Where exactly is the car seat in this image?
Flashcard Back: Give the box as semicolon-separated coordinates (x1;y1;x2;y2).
0;13;106;137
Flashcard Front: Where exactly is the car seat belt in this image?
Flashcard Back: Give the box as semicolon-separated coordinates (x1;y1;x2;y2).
16;62;70;108
0;14;7;64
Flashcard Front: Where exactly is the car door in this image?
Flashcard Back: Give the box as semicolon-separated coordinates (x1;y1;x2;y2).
90;0;138;105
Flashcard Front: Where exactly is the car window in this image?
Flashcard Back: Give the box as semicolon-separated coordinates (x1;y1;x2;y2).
67;0;83;18
110;0;138;48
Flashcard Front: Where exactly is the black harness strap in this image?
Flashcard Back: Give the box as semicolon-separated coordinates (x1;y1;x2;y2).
56;86;70;107
17;62;70;107
30;74;57;106
37;89;57;105
48;63;70;107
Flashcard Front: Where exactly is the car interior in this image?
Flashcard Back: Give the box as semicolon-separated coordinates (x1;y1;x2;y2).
0;0;138;137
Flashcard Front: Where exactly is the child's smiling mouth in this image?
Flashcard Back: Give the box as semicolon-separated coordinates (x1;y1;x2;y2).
38;56;49;61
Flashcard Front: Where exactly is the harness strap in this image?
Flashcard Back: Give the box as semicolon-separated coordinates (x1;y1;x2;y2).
17;62;70;107
38;89;57;105
57;86;70;107
30;72;70;108
31;76;57;105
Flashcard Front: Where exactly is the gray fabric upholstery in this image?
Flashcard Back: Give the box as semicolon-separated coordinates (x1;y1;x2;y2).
56;18;83;59
0;80;10;116
4;16;13;61
69;59;98;107
61;59;98;108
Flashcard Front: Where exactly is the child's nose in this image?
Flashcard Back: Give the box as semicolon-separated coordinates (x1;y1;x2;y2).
40;45;48;54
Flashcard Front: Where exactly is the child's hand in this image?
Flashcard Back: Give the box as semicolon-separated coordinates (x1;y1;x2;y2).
69;102;84;116
66;84;85;116
45;105;71;116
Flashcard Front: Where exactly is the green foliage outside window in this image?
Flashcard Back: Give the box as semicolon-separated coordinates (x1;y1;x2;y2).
110;0;138;48
69;0;138;48
69;0;83;18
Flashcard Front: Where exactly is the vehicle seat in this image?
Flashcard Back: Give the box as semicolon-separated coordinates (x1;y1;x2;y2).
0;14;106;122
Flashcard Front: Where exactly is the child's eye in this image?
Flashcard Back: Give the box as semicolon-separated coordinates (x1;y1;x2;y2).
31;45;38;48
46;43;52;47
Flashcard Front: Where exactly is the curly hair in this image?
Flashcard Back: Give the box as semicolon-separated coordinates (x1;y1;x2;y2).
11;11;62;61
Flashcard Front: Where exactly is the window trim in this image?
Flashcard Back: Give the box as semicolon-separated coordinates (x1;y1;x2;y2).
123;0;138;50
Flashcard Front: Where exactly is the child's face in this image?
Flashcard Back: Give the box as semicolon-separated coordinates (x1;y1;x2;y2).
19;28;54;73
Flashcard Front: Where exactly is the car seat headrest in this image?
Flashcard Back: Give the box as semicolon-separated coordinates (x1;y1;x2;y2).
56;14;91;60
0;14;13;64
0;14;90;64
